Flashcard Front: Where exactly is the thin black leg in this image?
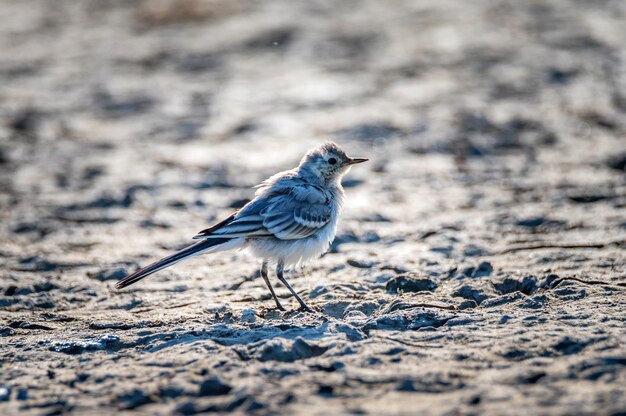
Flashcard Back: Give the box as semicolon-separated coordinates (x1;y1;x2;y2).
261;260;285;311
276;260;313;312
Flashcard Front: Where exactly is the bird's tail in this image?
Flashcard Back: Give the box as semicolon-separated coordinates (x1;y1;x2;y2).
115;238;235;289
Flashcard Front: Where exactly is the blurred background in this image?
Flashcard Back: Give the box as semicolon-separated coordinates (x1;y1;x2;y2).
2;0;625;205
2;0;624;250
1;1;625;414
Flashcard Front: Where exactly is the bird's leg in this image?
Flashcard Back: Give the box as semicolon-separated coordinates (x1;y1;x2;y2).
261;260;285;311
276;260;313;312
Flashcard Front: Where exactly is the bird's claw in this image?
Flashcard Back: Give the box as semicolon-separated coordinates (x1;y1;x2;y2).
297;305;315;313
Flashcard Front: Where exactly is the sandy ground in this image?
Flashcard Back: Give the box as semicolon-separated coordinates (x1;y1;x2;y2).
1;0;626;414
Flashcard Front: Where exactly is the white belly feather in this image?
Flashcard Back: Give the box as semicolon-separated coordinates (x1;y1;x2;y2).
245;210;339;268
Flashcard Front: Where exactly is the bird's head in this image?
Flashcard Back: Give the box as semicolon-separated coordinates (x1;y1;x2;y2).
299;141;368;182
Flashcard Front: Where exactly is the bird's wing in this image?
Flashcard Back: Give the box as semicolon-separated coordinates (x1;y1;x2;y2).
260;194;332;240
193;212;272;239
193;185;331;240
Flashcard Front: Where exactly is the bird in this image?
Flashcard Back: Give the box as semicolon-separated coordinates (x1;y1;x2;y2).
115;141;368;312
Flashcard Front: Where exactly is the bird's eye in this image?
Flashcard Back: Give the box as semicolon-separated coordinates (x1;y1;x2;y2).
328;157;337;165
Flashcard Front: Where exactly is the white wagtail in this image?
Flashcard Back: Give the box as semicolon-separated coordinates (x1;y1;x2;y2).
115;142;368;312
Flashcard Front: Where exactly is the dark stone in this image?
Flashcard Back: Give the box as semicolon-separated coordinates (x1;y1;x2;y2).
494;276;537;295
458;300;477;310
167;200;187;208
33;282;59;292
540;274;561;289
198;377;232;396
396;379;417;392
63;190;136;210
16;256;62;272
246;28;295;50
445;317;476;327
76;374;89;383
521;371;547;384
33;297;56;309
82;165;105;181
421;230;437;239
443;113;558;157
12;222;49;234
468;395;482;405
547;68;578;84
317;385;334;396
568;194;613;203
159;385;186;399
139;219;171;229
175;402;196;415
430;245;453;256
463;245;488;257
347;259;375;269
501;348;530;361
88;267;128;281
462;262;493;278
607;153;626;171
309;362;345;372
458;112;495;134
329;231;381;252
580;112;617;130
393;374;460;393
10;108;41;136
257;338;328;362
360;213;391;222
515;217;566;230
553;336;592;355
89;322;132;330
118;389;153;410
40;313;76;322
386;274;437;293
383;347;406;355
188;165;235;189
93;90;154;119
228;198;250;209
452;285;488;304
8;321;54;331
16;388;28;401
232;122;256;136
243;399;265;412
481;293;523;308
364;309;448;331
178;53;220;72
342;178;365;188
520;295;546;309
329;233;359;253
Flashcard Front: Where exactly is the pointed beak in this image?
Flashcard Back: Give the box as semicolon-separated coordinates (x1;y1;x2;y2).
347;157;369;165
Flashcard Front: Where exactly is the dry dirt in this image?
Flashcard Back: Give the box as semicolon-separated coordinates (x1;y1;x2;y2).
1;0;626;415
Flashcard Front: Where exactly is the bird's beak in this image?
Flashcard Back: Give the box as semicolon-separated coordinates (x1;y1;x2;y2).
347;157;369;165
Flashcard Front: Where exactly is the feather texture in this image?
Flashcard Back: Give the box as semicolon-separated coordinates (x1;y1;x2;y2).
193;183;333;241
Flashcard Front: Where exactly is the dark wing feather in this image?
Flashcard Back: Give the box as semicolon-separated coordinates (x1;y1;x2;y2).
194;213;237;238
193;184;332;241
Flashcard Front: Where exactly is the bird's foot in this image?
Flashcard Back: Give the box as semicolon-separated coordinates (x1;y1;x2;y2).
297;304;315;313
